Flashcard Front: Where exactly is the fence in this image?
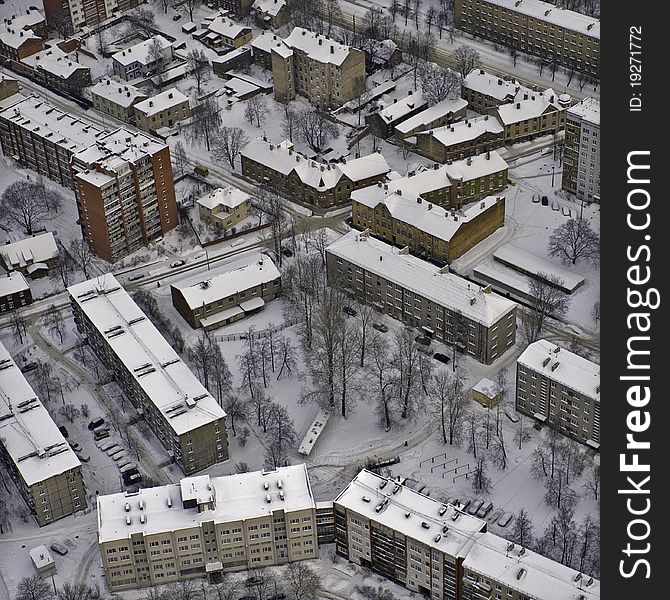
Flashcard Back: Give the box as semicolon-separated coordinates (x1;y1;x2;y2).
214;317;301;343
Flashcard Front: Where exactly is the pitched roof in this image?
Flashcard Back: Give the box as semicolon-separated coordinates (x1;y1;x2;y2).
282;27;356;66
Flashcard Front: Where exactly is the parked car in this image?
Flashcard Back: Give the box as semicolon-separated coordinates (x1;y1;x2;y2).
50;542;68;556
343;306;357;317
245;576;263;587
172;13;182;20
20;362;38;373
194;164;209;177
497;512;514;528
415;335;431;346
77;454;91;463
68;441;81;451
128;273;144;281
94;428;110;441
123;471;142;485
58;425;69;439
170;260;185;268
468;499;484;515
88;418;105;431
432;352;450;365
504;410;520;423
541;195;549;205
476;501;493;518
372;323;388;333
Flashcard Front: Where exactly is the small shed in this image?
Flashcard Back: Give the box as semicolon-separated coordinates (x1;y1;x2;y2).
29;545;56;578
472;378;503;408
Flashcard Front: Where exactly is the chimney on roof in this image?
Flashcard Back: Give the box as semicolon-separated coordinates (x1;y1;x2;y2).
330;45;334;54
319;38;322;45
524;93;528;100
550;95;555;103
516;102;520;109
486;151;491;159
149;101;153;107
467;157;472;166
498;79;502;85
168;92;173;99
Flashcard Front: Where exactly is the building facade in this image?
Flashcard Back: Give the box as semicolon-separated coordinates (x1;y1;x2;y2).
171;254;282;330
97;465;318;591
394;98;468;142
0;340;86;526
68;274;229;472
112;35;173;81
0;271;32;312
272;27;366;110
454;0;600;78
562;97;600;201
366;92;428;139
42;0;141;35
90;79;149;125
0;17;44;62
20;45;91;96
133;88;191;133
326;231;517;365
197;186;250;231
516;340;600;449
240;137;390;208
496;88;567;144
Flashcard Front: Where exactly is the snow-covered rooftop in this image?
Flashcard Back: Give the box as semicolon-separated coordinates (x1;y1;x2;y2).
241;137;390;190
517;340;600;400
206;14;252;40
444;150;508;181
112;35;172;67
134;88;189;117
90;79;147;108
22;45;88;79
472;377;503;398
482;0;600;38
327;231;517;326
463;69;529;102
377;92;425;124
4;8;45;32
0;270;30;296
97;464;316;543
282;27;356;66
352;183;504;244
172;253;280;311
0;232;58;269
249;30;282;53
422;115;504;147
252;0;286;17
0;341;81;487
0;21;41;50
197;186;250;211
463;532;600;599
395;98;468;135
67;274;226;436
497;88;563;125
335;469;486;558
29;546;55;570
567;96;600;126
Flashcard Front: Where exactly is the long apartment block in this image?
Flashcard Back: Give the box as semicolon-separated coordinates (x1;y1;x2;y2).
454;0;600;78
0;340;87;526
326;231;517;365
97;465;318;590
562;97;600;202
68;274;229;473
516;339;600;449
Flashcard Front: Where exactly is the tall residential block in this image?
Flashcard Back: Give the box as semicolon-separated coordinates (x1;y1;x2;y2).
68;274;229;473
42;0;141;35
0;340;87;526
97;465;318;590
561;97;600;202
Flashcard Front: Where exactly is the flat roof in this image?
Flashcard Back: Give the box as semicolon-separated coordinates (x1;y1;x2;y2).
517;339;600;400
335;469;486;558
67;274;226;436
0;341;81;487
327;231;517;327
567;96;600;126
97;464;315;543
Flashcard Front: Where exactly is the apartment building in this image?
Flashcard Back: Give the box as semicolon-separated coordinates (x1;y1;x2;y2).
462;532;600;600
335;469;488;600
0;271;33;312
0;75;20;101
20;45;91;95
326;231;517;365
366;92;428;139
461;69;528;115
96;465;318;591
133;88;191;134
71;128;178;263
351;186;506;264
240;137;390;208
201;14;253;50
171;254;281;330
454;0;600;78
68;274;229;472
516;340;600;449
250;31;282;70
112;36;173;81
496;88;567;143
251;0;288;28
0;340;86;526
197;186;250;231
90;79;149;125
562;97;600;202
42;0;141;35
272;27;366;110
394;97;468;142
0;232;59;278
414;116;504;164
0;15;44;61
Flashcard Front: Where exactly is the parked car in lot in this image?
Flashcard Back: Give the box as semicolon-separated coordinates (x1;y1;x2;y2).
497;512;514;528
468;499;484;515
77;453;91;463
343;306;357;317
88;418;105;431
93;428;110;441
123;471;142;485
505;410;520;423
50;542;68;556
58;425;69;439
170;260;185;268
172;13;182;20
128;273;144;281
432;352;450;365
21;362;38;373
68;441;80;451
372;323;388;333
415;335;431;346
476;501;493;518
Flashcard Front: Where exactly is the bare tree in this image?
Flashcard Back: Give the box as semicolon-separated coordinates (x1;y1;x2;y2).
591;299;600;324
265;402;297;468
357;303;375;367
189;333;217;390
187;48;211;94
16;576;54;600
323;0;342;36
80;403;90;418
281;105;299;142
295;109;339;153
210;343;232;403
244;96;270;128
189;98;222;152
471;457;492;493
245;568;276;600
224;394;245;437
510;508;534;548
1;181;56;234
276;335;298;380
513;414;531;450
212;126;249;169
489;428;509;470
431;370;467;445
582;464;600;501
56;582;94;600
10;309;28;345
418;63;461;104
454;45;481;81
45;304;66;344
59;403;81;422
285;561;321;600
172;141;188;178
425;6;438;34
367;334;397;431
548;218;600;265
313;227;329;267
521;274;572;343
576;514;600;575
147;36;167;85
392;328;423;420
336;316;361;418
127;8;156;37
68;238;94;279
176;0;199;22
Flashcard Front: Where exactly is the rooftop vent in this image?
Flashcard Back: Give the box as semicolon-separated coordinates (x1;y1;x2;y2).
265;493;272;503
421;522;430;529
126;515;131;525
264;481;269;490
277;479;283;489
279;490;285;501
168;92;173;99
551;361;560;371
167;496;172;508
434;534;442;543
139;500;144;510
542;357;551;367
140;513;146;524
362;496;371;503
405;512;411;518
442;525;449;534
124;502;130;512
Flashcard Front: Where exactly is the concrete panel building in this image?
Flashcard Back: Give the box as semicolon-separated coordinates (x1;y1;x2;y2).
96;465;318;590
90;79;149;125
326;231;517;365
562;97;600;202
0;340;86;527
454;0;600;78
171;254;281;330
42;0;141;34
68;274;229;472
516;340;600;449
